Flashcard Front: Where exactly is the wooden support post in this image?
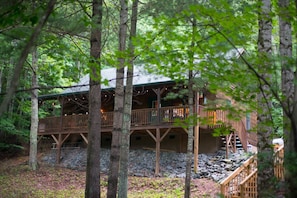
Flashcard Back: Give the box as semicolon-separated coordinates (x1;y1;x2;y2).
226;135;229;159
56;133;62;164
233;132;236;153
194;125;199;173
155;128;160;176
152;88;165;124
37;135;43;144
146;128;170;176
194;92;200;173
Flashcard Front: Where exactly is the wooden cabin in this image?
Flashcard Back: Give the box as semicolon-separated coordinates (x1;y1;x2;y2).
38;66;257;173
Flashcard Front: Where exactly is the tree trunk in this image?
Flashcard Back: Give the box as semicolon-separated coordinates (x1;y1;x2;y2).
107;0;128;197
0;0;56;116
118;1;138;197
85;0;102;197
29;45;38;171
257;0;276;197
279;0;297;196
184;70;194;198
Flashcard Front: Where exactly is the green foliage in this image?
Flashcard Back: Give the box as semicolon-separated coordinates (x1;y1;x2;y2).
0;115;29;153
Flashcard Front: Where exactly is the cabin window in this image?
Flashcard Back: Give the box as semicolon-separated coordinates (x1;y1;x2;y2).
152;100;159;108
226;99;232;106
203;97;207;104
246;113;251;130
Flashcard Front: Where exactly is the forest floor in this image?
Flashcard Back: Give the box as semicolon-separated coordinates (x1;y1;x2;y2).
0;154;220;198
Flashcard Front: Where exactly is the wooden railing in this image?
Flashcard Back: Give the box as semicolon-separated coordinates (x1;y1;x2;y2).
274;145;285;181
220;155;257;197
38;105;251;151
199;108;249;151
220;145;284;198
39;106;190;134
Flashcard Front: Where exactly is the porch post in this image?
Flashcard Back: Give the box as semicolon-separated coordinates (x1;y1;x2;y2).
57;97;64;164
56;133;62;163
152;88;165;124
155;128;161;176
226;134;229;159
233;132;236;153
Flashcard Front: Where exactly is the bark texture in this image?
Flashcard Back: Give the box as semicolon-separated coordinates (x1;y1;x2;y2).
85;0;102;197
29;46;38;171
257;0;276;197
107;0;128;197
279;0;297;196
118;0;138;197
184;70;194;198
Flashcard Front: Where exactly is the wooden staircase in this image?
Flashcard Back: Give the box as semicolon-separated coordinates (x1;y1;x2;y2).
221;133;243;152
220;145;284;197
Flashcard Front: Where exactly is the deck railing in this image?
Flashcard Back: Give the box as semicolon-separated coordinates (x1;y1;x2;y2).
38;105;252;150
220;145;284;197
39;106;191;134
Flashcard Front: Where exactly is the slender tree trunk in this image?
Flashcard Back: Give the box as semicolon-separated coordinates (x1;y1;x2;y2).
85;0;103;197
257;0;276;197
29;45;38;171
184;18;197;198
279;0;297;196
184;70;194;198
107;0;128;197
118;1;138;197
0;0;56;116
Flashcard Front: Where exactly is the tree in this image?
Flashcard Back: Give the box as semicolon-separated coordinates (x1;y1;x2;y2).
256;0;276;196
85;0;103;197
107;0;128;197
29;45;38;171
278;0;297;196
118;0;138;197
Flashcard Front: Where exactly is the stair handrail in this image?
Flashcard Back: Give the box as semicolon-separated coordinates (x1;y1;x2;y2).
221;145;285;197
239;169;258;197
220;154;257;197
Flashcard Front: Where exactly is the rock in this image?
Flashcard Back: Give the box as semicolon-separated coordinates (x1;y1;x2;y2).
41;148;251;182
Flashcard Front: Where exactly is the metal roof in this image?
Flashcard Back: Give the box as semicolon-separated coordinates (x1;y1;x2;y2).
62;65;172;94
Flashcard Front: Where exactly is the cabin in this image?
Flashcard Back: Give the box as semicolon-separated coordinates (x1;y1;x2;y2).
37;66;257;174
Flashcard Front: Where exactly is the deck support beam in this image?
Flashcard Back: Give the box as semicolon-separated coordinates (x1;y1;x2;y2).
156;128;160;176
194;125;199;173
146;128;171;176
51;133;71;164
194;92;200;173
80;133;88;144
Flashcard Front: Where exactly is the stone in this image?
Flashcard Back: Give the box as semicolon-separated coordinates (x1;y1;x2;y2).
41;148;251;182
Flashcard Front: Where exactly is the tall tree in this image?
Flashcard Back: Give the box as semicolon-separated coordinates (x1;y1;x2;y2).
184;17;197;198
85;0;103;197
29;45;38;171
118;0;138;197
257;0;276;196
107;0;128;197
278;0;297;196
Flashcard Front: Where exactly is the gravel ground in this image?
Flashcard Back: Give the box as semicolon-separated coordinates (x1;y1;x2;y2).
42;147;252;182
